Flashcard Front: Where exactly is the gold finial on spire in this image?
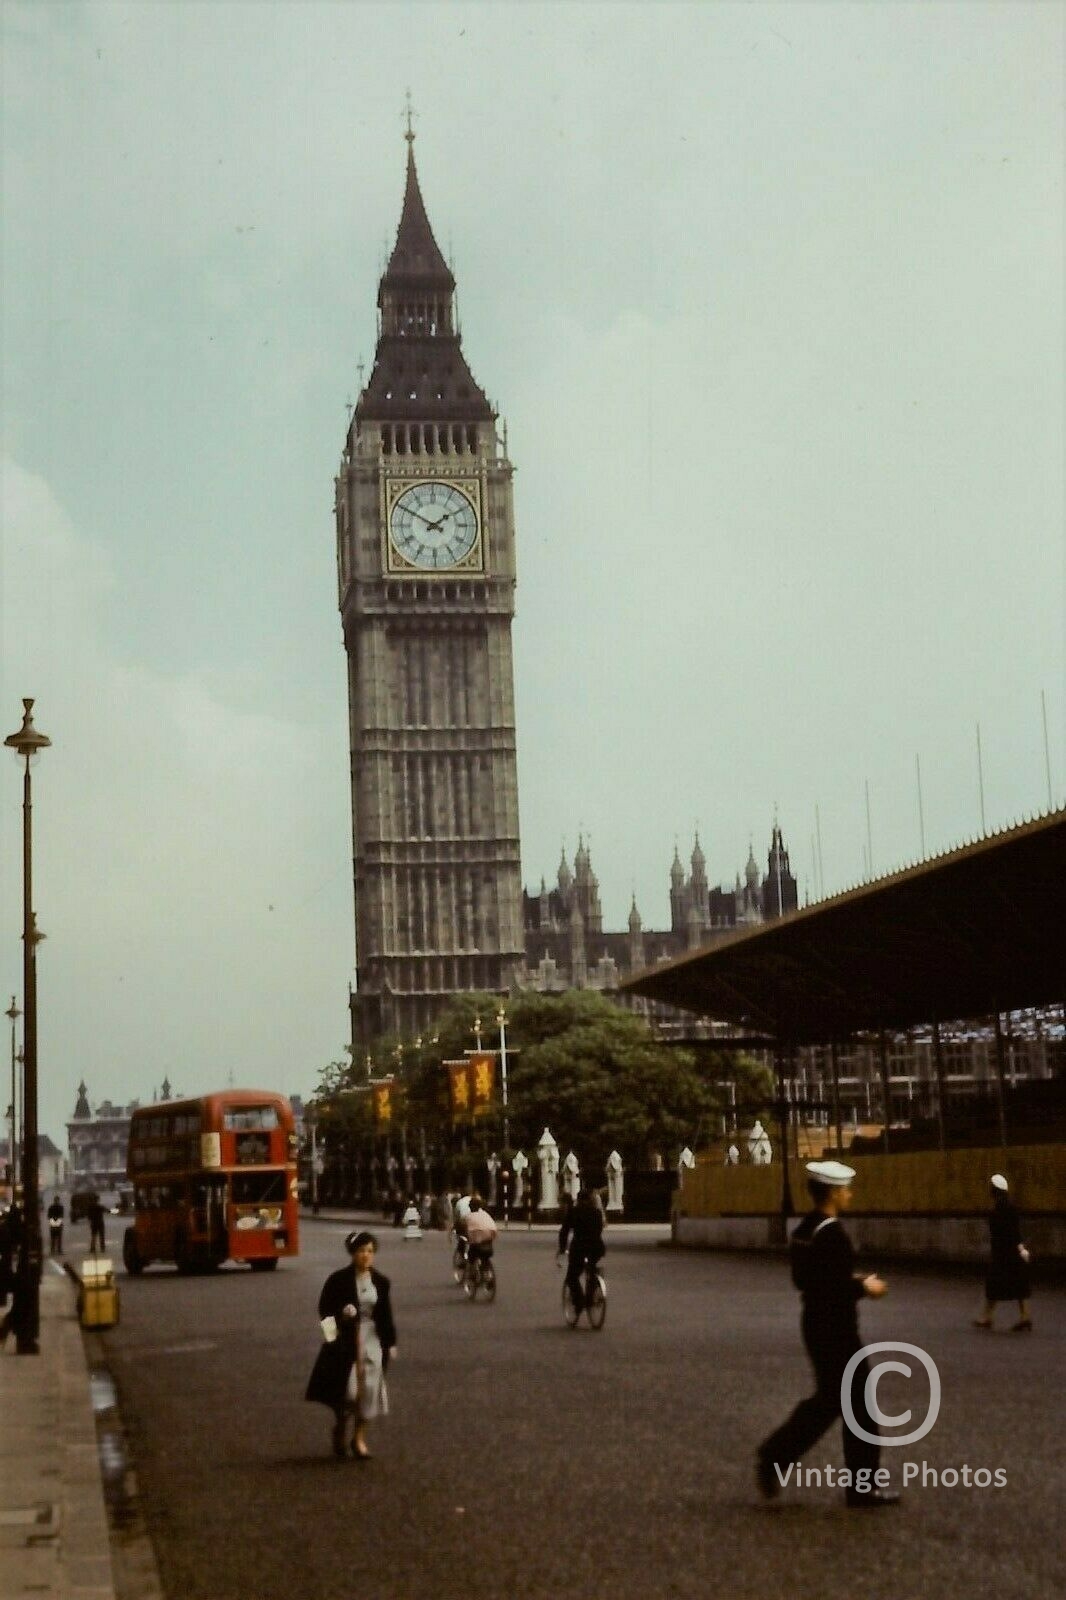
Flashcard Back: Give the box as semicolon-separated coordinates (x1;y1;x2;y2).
404;89;416;149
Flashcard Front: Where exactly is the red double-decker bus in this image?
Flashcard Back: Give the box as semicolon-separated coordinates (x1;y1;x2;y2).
122;1089;299;1274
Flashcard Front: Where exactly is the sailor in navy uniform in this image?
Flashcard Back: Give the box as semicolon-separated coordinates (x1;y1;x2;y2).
757;1160;900;1509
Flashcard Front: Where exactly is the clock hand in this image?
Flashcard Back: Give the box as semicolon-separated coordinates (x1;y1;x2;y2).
401;505;441;530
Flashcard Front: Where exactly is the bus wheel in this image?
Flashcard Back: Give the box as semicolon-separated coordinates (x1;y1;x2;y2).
122;1227;144;1276
249;1258;278;1272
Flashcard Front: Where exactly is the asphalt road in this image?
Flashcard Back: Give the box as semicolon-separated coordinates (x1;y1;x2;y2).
71;1218;1063;1600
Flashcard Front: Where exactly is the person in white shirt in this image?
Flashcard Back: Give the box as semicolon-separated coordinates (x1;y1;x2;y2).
458;1194;498;1266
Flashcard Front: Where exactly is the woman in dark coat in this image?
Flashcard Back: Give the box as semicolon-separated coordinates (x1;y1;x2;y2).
306;1230;397;1458
973;1174;1032;1332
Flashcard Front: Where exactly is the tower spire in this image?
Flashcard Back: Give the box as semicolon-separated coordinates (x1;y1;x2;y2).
404;89;416;150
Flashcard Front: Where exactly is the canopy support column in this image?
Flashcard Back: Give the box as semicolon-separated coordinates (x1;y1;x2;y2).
992;1010;1008;1147
932;1017;947;1150
773;1041;794;1236
829;1037;843;1156
878;1028;891;1154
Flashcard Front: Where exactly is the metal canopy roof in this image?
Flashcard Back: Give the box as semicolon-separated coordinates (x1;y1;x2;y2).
623;810;1065;1043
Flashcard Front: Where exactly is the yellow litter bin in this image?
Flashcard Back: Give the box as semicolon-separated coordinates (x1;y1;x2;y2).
79;1255;119;1329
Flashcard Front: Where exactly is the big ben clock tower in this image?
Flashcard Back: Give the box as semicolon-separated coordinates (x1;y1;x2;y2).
337;123;524;1045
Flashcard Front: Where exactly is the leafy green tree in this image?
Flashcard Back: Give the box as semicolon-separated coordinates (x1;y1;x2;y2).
415;989;757;1169
312;993;779;1194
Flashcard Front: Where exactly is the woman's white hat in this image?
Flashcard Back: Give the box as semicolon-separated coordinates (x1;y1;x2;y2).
806;1160;856;1187
990;1173;1009;1192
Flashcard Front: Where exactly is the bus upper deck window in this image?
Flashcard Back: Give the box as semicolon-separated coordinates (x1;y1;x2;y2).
223;1106;280;1132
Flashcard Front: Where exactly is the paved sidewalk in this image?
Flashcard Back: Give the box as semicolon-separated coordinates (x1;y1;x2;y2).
0;1262;117;1600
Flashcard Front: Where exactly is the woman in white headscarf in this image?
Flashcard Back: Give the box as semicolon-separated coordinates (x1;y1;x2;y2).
973;1175;1032;1333
305;1230;397;1457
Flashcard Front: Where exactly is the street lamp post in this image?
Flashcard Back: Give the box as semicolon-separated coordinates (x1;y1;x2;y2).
496;1006;510;1153
16;1049;25;1186
5;699;51;1355
309;1105;321;1214
5;997;20;1196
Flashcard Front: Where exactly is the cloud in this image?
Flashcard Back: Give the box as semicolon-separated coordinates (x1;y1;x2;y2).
1;458;353;1141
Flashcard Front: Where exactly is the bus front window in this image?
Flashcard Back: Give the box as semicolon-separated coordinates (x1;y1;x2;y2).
231;1171;287;1205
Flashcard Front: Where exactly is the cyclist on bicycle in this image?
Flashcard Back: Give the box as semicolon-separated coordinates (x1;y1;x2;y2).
558;1186;604;1314
459;1194;498;1268
450;1192;473;1263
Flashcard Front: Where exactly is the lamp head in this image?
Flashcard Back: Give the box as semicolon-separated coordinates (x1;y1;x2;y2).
5;699;51;764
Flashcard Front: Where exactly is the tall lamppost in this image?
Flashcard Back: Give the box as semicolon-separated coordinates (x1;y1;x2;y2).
5;997;20;1196
15;1049;25;1186
5;699;51;1354
496;1006;510;1153
307;1102;320;1214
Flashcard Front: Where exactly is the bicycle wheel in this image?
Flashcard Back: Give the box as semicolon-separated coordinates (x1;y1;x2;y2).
586;1274;606;1330
452;1244;467;1285
463;1261;480;1300
481;1261;497;1303
561;1278;579;1328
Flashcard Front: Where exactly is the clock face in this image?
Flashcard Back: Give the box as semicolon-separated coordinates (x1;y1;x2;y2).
388;481;479;570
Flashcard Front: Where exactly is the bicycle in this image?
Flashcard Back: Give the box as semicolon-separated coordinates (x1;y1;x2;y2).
451;1235;469;1286
559;1255;606;1330
463;1250;497;1303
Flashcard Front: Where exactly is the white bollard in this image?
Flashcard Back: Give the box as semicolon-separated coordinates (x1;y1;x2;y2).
511;1150;528;1208
605;1150;624;1213
562;1151;581;1202
537;1128;559;1212
748;1119;773;1164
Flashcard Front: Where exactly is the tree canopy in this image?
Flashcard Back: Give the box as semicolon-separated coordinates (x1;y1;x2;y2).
314;990;774;1172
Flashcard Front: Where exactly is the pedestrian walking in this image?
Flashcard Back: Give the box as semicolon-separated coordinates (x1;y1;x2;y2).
87;1197;107;1252
973;1174;1032;1333
0;1203;23;1347
305;1230;397;1460
757;1160;899;1510
47;1194;64;1256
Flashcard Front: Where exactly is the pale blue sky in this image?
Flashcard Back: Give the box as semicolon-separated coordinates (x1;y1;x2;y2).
1;1;1062;1144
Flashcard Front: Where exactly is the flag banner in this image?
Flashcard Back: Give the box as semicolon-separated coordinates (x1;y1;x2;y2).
468;1051;496;1117
371;1080;393;1127
446;1059;472;1123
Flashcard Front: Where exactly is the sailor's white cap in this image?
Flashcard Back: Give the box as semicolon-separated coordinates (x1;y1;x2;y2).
806;1160;856;1187
990;1173;1009;1192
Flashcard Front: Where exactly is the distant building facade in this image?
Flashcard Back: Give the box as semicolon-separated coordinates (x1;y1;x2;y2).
2;1134;65;1195
67;1080;141;1189
520;825;799;1001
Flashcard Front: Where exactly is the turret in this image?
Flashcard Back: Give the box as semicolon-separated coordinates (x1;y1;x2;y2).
670;844;686;934
572;835;602;934
557;847;573;907
762;824;799;920
568;900;587;987
689;831;709;931
628;895;645;970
